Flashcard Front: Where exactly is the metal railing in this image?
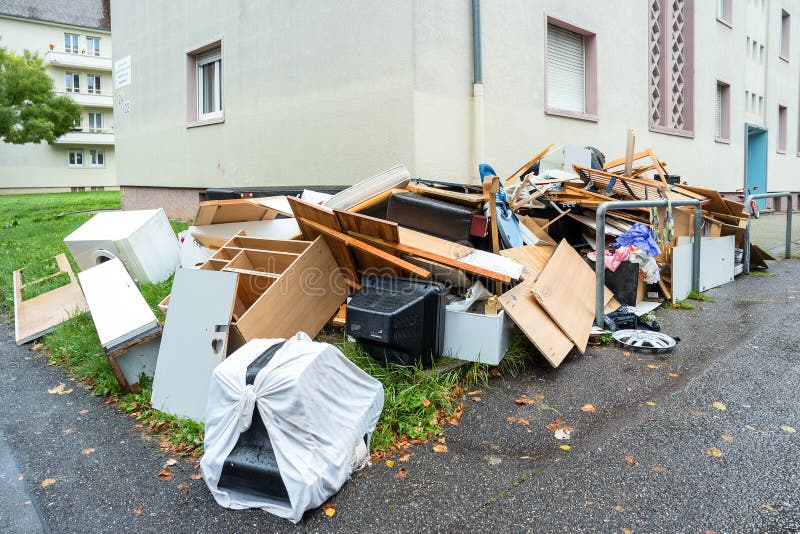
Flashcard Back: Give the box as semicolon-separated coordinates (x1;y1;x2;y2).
594;199;702;327
743;192;793;274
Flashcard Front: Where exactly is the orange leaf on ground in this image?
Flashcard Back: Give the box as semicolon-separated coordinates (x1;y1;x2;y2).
395;467;408;479
81;448;95;455
580;404;596;413
759;504;774;511
624;455;638;466
721;434;734;443
433;444;448;453
157;467;174;480
40;478;56;488
612;505;624;512
385;460;395;468
506;416;518;423
189;472;203;480
421;399;430;408
177;482;189;493
515;395;535;405
546;419;574;432
651;466;666;473
467;390;481;396
518;419;530;426
398;453;413;462
472;397;481;402
133;506;143;516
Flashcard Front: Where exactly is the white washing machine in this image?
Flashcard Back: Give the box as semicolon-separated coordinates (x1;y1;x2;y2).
64;209;180;284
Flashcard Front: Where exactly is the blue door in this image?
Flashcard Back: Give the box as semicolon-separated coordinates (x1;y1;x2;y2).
745;125;768;209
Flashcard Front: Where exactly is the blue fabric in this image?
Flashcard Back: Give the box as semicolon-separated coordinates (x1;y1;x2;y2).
612;222;661;257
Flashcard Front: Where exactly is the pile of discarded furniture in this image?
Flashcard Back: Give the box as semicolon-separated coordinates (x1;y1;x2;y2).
11;132;771;521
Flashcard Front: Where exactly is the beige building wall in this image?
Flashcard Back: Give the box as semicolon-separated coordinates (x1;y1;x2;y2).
0;15;116;191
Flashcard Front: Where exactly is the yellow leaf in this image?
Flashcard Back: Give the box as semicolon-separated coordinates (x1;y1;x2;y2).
721;434;734;443
759;503;774;511
645;401;656;406
780;424;796;433
580;404;596;413
647;364;659;369
81;448;95;455
40;478;56;488
48;383;74;395
712;402;726;411
321;504;336;517
704;447;723;457
668;373;679;378
559;445;571;451
612;505;624;512
385;460;395;468
622;528;633;534
432;444;448;453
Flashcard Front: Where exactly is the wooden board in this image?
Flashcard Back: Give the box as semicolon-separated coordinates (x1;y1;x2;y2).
519;216;557;246
246;196;293;217
498;280;574;368
532;240;612;353
405;183;485;207
674;184;730;215
150;268;238;422
14;254;89;345
397;227;473;259
334;209;399;242
194;199;277;225
499;245;554;281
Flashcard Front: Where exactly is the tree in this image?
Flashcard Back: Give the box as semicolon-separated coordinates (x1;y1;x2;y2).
0;44;82;144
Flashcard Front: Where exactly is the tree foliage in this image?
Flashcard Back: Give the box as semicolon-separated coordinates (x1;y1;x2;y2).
0;44;82;144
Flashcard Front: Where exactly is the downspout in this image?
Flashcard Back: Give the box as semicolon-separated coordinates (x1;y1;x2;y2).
472;0;486;183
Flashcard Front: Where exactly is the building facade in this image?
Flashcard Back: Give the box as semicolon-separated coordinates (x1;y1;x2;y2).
111;1;799;218
0;0;115;194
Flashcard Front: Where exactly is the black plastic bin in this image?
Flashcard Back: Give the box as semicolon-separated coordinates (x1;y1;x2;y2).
345;276;445;367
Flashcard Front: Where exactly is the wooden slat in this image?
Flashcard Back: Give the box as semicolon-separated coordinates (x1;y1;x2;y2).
194;199;276;225
397;227;474;259
334;209;399;242
246;196;293;217
405;183;485;207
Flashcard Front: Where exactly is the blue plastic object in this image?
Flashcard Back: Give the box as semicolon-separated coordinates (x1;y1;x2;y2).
478;163;522;248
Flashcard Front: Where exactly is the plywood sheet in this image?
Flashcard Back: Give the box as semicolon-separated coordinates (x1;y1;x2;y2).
150;268;237;422
194;199;277;225
288;197;358;281
498;281;574;368
397;227;474;259
334;209;399;242
14;254;89;345
532;240;611;353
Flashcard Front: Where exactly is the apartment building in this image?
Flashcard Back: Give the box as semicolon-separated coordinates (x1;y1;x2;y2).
0;0;115;193
111;1;799;218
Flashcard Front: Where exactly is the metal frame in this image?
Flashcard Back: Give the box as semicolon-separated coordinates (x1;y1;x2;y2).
595;199;702;327
743;192;793;274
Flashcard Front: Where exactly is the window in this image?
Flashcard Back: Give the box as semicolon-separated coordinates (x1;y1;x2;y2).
64;33;79;53
88;112;103;132
778;105;788;153
544;19;597;120
187;39;224;126
649;0;695;137
87;74;101;94
86;36;101;56
781;10;791;61
715;81;730;142
89;149;105;167
717;0;732;26
68;149;83;166
72;116;82;130
66;72;80;93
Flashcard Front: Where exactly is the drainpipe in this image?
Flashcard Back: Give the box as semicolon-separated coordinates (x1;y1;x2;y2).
472;0;485;184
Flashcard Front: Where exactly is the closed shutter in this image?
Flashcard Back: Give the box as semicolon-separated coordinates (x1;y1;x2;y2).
546;24;585;113
715;85;722;138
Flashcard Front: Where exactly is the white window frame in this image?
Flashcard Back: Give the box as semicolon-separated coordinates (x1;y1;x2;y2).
87;74;101;95
68;149;83;167
88;112;103;132
89;149;105;167
197;49;223;121
86;36;101;57
64;33;79;54
66;72;80;93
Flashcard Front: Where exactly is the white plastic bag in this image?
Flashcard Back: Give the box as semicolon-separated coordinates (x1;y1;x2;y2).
201;332;384;523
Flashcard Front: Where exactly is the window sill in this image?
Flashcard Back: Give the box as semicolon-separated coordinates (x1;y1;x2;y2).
544;107;598;123
714;137;731;144
187;116;225;129
649;124;695;139
716;17;732;29
779;55;790;63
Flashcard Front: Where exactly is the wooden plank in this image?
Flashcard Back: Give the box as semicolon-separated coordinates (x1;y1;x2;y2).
674;184;730;215
405;183;485;207
499;245;554;282
498;280;574;368
14;254;89;345
520;216;557;246
624;129;635;177
334;209;399;242
397;227;473;259
301;219;431;279
504;144;554;187
532;240;612;354
193;199;276;225
246;196;293;217
234;236;350;341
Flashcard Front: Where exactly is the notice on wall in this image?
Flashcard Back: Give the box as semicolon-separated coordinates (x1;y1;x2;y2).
114;56;131;89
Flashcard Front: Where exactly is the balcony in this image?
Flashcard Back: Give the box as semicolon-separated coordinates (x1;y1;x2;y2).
57;90;113;108
44;49;112;71
54;126;115;145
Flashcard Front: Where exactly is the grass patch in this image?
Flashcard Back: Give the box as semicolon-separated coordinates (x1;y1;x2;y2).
687;290;714;302
20;257;59;284
21;271;70;300
671;300;695;310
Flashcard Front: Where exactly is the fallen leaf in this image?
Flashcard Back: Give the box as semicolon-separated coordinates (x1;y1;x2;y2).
385;460;395;468
81;448;95;455
48;383;74;395
623;351;631;356
651;466;666;473
612;505;625;512
472;397;481;402
63;428;75;434
437;436;446;444
580;404;596;413
624;455;638;466
559;445;571;451
159;441;171;449
77;409;89;415
157;467;174;480
165;458;178;466
506;416;518;423
421;399;431;408
689;410;703;416
467;390;481;396
668;373;679;378
780;424;796;433
546;418;574;433
704;447;723;457
451;385;464;396
704;530;719;534
177;482;190;493
712;401;726;411
622;528;633;534
40;478;56;488
432;444;448;453
398;453;413;462
189;472;203;480
515;395;535;405
133;506;143;516
645;401;656;406
489;367;502;377
321;504;336;517
395;467;408;478
647;364;659;369
759;503;774;511
518;418;530;426
721;434;734;443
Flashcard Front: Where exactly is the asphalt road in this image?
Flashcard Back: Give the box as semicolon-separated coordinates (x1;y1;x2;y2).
1;259;798;533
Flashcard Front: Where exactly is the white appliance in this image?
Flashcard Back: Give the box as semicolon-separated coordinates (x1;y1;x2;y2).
64;209;180;284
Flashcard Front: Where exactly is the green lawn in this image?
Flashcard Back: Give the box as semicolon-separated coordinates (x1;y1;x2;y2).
0;191;528;455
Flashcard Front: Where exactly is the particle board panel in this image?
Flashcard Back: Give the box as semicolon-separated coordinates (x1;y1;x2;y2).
396;227;474;259
531;240;612;353
194;199;277;225
499;245;554;281
498;281;574;368
14;254;89;345
151;268;238;422
405;183;485;207
676;184;731;215
246;196;293;217
334;209;399;242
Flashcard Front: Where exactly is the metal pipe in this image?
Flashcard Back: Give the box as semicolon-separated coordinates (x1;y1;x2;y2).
472;0;482;84
744;192;793;274
471;0;485;183
595;199;702;327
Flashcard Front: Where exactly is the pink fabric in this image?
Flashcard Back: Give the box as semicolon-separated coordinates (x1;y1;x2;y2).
603;246;630;272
